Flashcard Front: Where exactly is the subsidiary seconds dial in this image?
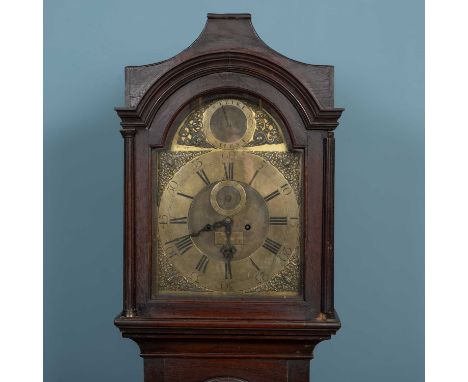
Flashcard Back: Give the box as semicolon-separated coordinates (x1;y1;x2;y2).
158;151;300;292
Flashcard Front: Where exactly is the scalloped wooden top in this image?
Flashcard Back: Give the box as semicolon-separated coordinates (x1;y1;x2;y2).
124;13;337;110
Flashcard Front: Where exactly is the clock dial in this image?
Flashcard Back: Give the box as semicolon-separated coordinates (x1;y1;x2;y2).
153;97;302;296
203;99;256;149
158;151;299;292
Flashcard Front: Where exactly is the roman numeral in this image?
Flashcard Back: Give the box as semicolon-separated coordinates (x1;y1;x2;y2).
224;162;234;180
248;170;259;185
225;262;232;279
169;217;188;224
165;235;193;255
196;169;210;185
177;192;194;200
195;255;209;273
269;216;288;225
263;237;282;255
263;189;280;202
249;257;260;271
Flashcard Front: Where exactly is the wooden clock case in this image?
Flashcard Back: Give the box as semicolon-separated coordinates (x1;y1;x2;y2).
115;13;343;382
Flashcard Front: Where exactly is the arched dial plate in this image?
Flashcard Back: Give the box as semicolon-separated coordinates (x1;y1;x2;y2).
158;151;300;292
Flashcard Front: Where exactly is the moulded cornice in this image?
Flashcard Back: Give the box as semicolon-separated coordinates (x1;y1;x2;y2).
116;52;343;131
116;13;343;132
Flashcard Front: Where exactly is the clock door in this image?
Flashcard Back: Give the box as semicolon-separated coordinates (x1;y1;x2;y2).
153;95;303;298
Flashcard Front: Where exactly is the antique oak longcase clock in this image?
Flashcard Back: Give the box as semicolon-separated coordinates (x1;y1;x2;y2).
114;13;344;382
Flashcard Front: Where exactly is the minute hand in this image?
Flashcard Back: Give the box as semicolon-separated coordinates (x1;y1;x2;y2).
221;219;236;260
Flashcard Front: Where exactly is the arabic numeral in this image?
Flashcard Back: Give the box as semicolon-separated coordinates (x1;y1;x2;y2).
255;271;267;282
257;159;268;170
158;215;168;224
167;180;178;194
164;244;177;258
280;183;292;195
278;247;292;262
220;279;233;291
221;151;235;162
191;159;203;171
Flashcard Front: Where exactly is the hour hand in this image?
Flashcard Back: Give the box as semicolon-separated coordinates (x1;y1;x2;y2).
190;218;232;237
189;224;212;237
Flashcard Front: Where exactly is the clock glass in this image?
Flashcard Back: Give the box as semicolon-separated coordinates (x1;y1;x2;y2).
152;96;303;297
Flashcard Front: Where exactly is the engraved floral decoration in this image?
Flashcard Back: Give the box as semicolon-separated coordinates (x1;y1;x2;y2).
245;107;284;146
156;242;204;292
177;108;212;148
249;249;301;293
153;150;302;294
176;100;284;148
155;151;205;203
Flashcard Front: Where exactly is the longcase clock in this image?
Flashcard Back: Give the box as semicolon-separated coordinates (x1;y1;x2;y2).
115;13;344;382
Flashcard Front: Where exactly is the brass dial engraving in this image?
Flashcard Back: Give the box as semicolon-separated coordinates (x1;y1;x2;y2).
154;97;302;297
203;99;255;149
174;98;284;151
158;151;300;293
210;180;247;216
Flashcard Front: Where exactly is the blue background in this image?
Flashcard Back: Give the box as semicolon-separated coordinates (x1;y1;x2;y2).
44;0;424;381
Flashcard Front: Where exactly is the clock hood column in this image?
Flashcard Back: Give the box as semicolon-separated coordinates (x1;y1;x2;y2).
120;128;137;318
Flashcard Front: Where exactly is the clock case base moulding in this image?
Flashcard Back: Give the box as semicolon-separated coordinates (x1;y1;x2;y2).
115;316;341;382
114;13;343;382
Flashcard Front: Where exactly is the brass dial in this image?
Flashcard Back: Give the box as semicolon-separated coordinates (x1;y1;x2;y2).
158;151;300;292
154;97;302;296
203;99;255;149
